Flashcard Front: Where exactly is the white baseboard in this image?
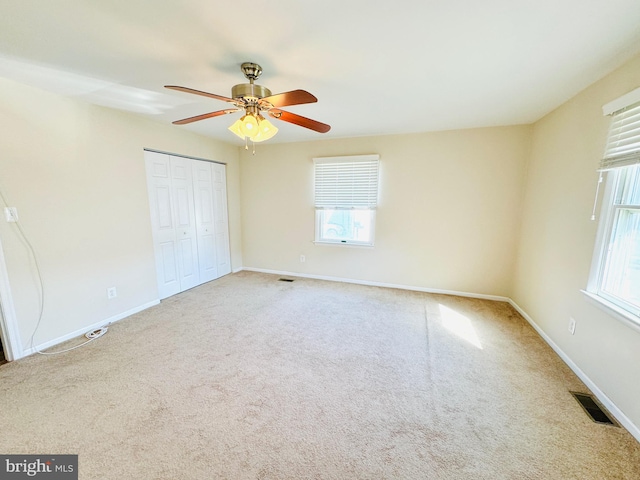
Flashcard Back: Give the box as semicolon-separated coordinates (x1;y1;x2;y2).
21;299;160;357
240;267;510;302
508;299;640;443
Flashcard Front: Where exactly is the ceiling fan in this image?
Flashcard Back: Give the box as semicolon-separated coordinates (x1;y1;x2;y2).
166;62;331;144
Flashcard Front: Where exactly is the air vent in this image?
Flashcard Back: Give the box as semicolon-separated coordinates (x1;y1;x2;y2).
571;392;617;426
278;278;294;282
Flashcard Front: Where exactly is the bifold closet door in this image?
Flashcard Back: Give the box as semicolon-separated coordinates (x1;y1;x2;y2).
212;162;231;277
145;152;200;298
169;156;200;292
192;160;218;283
145;151;231;300
145;152;181;299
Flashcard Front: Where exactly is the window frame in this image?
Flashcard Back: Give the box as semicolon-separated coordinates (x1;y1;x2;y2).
586;90;640;329
587;166;640;324
313;154;380;247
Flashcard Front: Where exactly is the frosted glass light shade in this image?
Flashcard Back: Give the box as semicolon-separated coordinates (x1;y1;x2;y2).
228;119;245;140
253;118;278;142
239;114;259;138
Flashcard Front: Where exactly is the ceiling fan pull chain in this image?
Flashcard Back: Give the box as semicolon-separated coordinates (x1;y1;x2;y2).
245;136;248;150
252;141;256;156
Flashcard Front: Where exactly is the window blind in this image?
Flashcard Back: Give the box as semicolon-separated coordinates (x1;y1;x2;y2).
314;155;379;209
600;100;640;171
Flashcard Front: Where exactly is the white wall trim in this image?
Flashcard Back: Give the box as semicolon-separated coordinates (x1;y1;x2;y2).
240;267;510;302
508;299;640;443
21;299;160;357
0;238;23;361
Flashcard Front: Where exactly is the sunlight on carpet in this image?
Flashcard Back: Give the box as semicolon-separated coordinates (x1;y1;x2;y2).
439;303;483;349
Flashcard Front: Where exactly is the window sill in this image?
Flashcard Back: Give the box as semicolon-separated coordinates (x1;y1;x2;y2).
313;240;374;249
581;290;640;334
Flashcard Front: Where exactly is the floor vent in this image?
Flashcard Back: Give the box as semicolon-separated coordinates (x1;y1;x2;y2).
278;278;294;282
571;392;617;426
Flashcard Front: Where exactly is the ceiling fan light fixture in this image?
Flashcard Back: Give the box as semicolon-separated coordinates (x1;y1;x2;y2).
239;113;259;138
167;62;330;145
227;119;245;140
253;117;278;143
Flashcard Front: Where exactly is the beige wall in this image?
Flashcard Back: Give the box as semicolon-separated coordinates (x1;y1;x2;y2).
240;127;531;297
512;53;640;427
0;77;241;353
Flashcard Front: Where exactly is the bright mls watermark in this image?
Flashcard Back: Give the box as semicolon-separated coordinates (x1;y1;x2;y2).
0;455;77;479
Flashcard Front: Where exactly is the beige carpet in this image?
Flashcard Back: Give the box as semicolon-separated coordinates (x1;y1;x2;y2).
1;271;639;479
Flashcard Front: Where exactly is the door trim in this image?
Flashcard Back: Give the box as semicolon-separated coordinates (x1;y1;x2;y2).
143;148;226;166
0;237;23;361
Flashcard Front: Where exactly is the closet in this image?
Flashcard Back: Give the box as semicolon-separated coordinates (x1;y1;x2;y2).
144;150;231;299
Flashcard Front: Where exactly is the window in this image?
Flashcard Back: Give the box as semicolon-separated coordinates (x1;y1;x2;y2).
314;155;380;246
597;165;640;316
588;93;640;323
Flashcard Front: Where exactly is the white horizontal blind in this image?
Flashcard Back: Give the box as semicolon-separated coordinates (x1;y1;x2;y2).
314;155;380;209
600;101;640;171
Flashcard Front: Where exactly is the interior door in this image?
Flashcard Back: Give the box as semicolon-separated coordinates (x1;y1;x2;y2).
145;152;181;299
192;161;218;283
170;156;200;292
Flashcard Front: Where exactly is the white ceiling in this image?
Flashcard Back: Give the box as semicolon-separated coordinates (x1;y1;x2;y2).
1;1;640;145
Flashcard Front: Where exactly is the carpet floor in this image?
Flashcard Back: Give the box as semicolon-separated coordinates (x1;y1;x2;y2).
1;271;639;479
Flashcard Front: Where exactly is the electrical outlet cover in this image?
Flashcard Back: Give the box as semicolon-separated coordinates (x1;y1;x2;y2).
4;207;18;222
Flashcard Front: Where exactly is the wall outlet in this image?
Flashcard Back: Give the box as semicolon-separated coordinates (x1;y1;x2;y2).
300;254;306;263
4;207;18;223
107;287;117;299
568;317;576;335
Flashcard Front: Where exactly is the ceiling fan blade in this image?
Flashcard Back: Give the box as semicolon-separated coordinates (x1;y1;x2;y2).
165;85;236;104
172;109;238;125
268;109;331;133
262;89;317;107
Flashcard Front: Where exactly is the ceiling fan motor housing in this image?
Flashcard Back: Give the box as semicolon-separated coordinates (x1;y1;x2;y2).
231;83;272;103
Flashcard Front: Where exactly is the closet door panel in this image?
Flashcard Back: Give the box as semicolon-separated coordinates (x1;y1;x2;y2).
212;163;231;276
159;242;178;283
170;156;200;291
192;161;218;283
144;152;181;299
